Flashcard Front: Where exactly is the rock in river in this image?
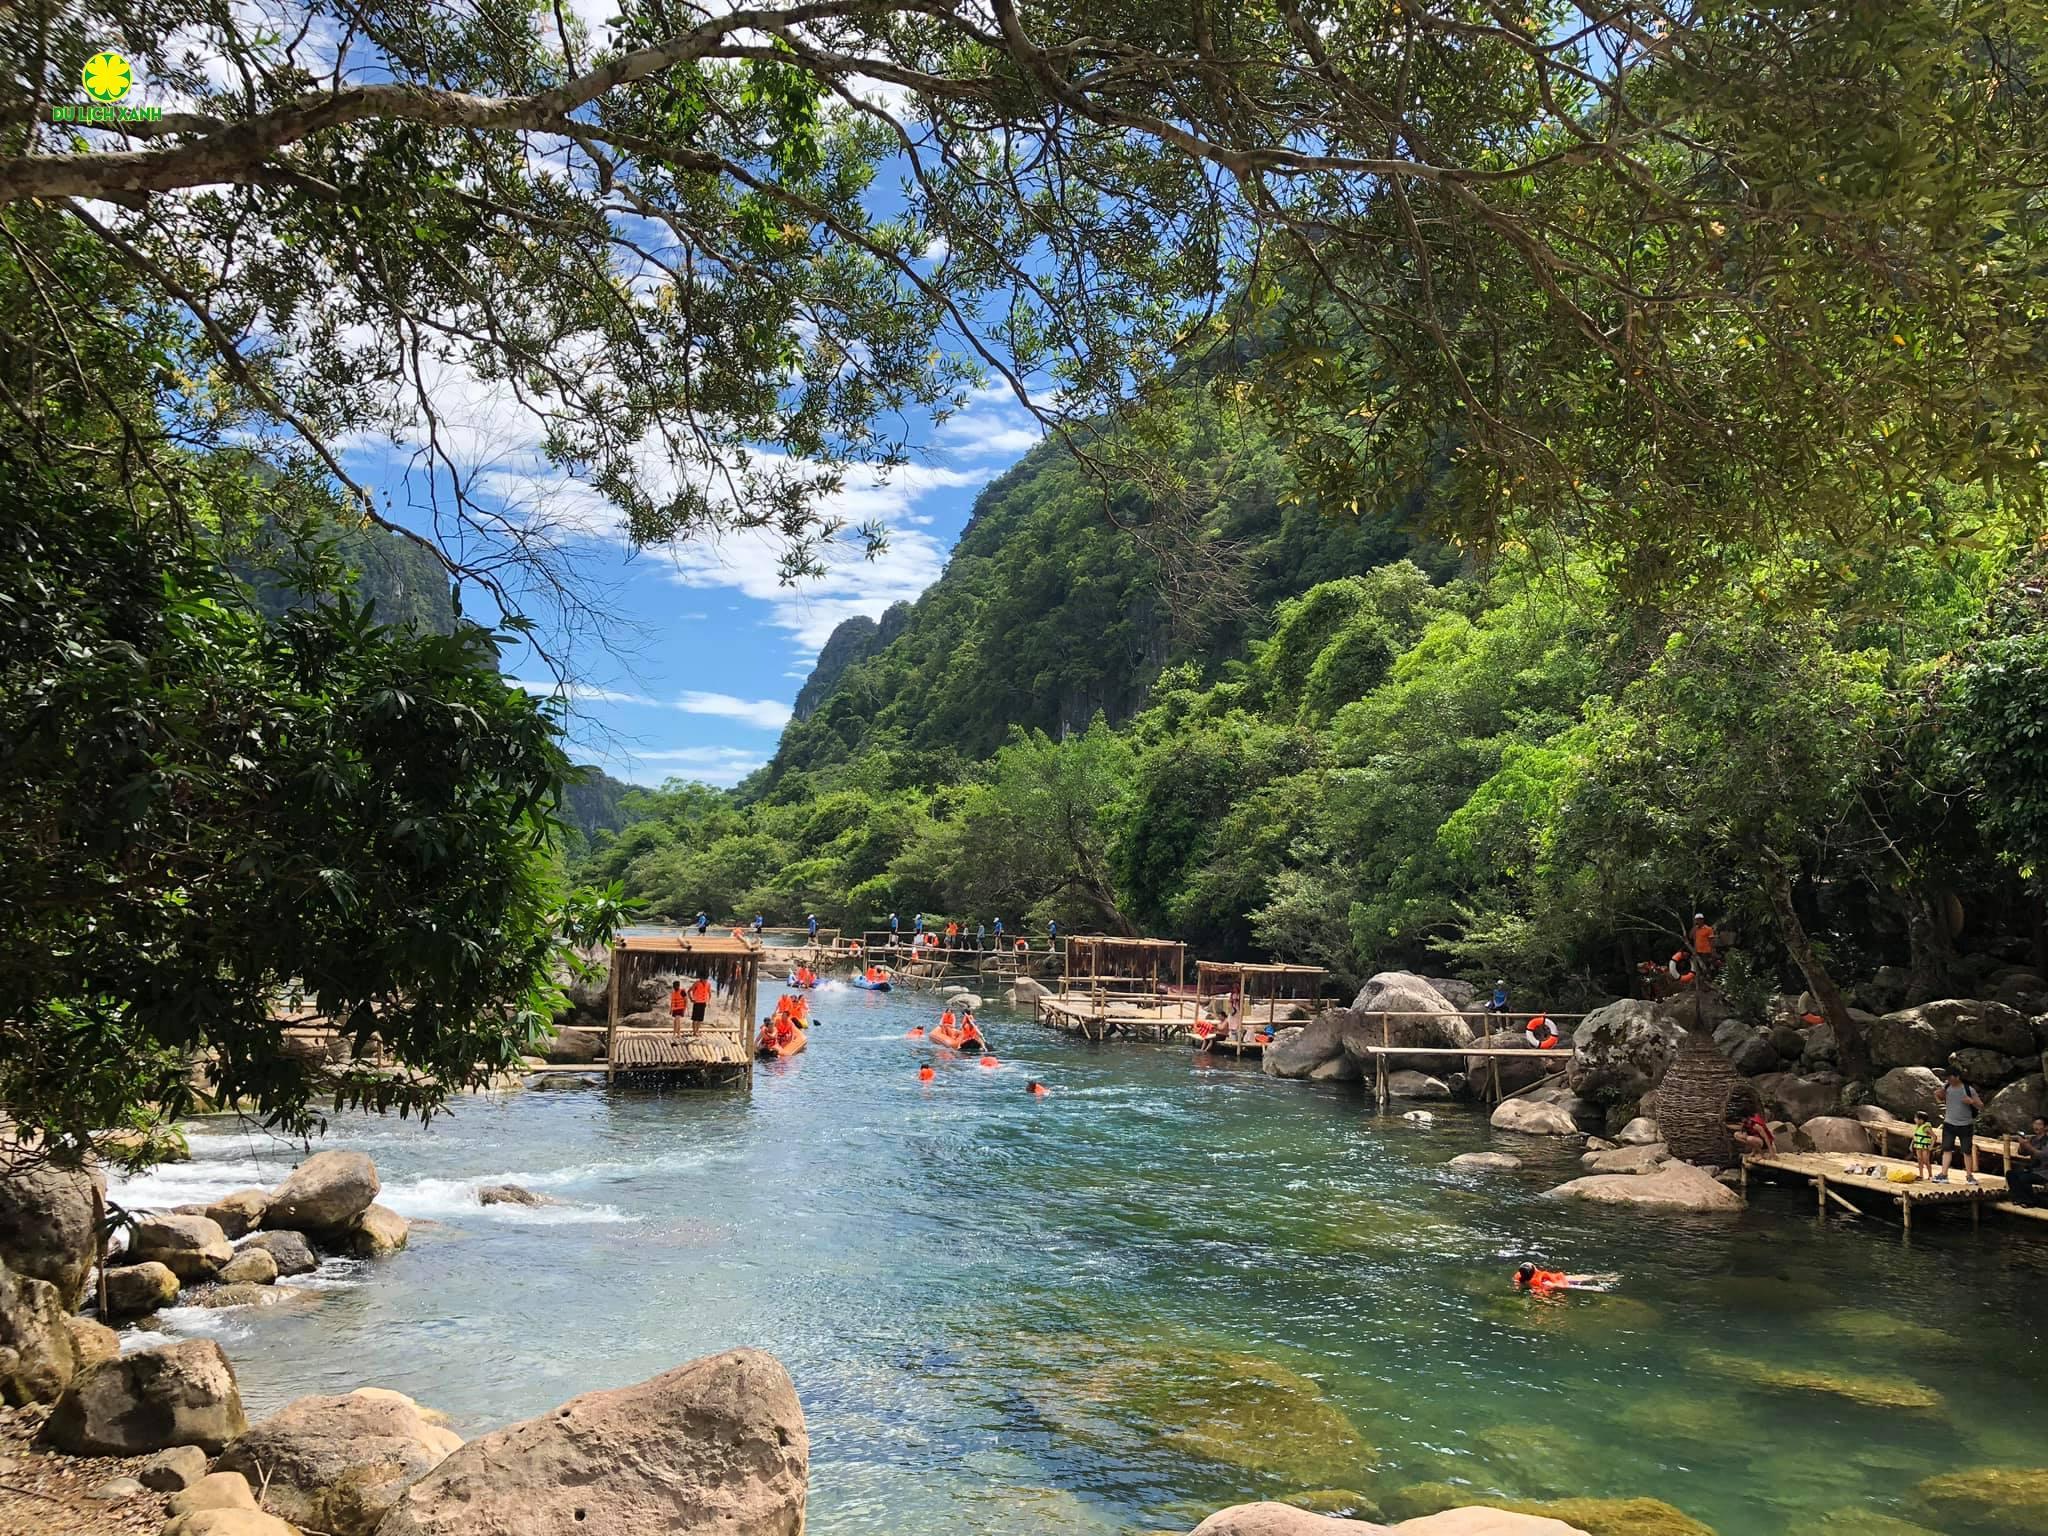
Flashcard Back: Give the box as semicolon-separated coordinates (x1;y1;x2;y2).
377;1347;806;1536
344;1203;410;1258
129;1213;233;1281
1491;1099;1579;1135
267;1150;379;1232
239;1230;318;1276
1544;1161;1743;1213
1450;1153;1523;1171
1190;1504;1595;1534
216;1386;461;1536
218;1247;279;1286
204;1189;269;1239
1579;1142;1669;1175
43;1338;247;1455
1566;1000;1685;1106
101;1259;182;1320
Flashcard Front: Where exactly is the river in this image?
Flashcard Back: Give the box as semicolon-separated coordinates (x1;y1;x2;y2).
109;981;2048;1536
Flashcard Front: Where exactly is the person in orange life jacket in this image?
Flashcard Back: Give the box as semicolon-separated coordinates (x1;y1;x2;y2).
961;1011;977;1037
689;974;711;1026
669;983;687;1035
1690;912;1719;974
939;1008;956;1033
775;1015;797;1046
1523;1013;1560;1050
1514;1261;1619;1293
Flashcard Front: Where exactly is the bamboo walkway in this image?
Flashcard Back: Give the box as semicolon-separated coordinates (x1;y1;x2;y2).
1743;1149;2019;1233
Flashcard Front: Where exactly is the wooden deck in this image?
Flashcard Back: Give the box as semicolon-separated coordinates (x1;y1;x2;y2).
1744;1150;2010;1232
1037;994;1195;1043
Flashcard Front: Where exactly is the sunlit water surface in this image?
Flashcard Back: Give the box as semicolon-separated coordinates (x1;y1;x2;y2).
111;978;2048;1536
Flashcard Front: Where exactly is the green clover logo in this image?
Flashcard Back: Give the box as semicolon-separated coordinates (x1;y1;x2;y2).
82;51;133;104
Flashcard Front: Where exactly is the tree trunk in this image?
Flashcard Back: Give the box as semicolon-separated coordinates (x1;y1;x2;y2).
1763;854;1868;1081
1901;880;1961;1004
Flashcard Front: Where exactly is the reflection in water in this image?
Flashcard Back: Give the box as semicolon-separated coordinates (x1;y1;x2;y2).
111;981;2048;1536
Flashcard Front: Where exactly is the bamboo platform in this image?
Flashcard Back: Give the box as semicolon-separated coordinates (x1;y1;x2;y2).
1743;1150;2011;1232
1037;994;1194;1043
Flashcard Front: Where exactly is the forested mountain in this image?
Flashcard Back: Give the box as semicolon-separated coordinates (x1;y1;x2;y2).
754;406;1451;801
235;515;463;635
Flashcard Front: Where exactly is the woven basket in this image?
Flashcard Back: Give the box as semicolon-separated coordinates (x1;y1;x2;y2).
1658;1028;1747;1167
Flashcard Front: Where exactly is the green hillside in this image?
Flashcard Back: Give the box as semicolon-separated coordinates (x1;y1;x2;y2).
754;405;1448;801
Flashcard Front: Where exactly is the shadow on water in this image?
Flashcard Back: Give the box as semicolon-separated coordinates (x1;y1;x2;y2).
112;981;2048;1536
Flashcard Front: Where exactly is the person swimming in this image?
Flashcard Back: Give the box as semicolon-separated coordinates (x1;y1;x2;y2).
917;1064;935;1082
1513;1261;1619;1294
1026;1080;1049;1096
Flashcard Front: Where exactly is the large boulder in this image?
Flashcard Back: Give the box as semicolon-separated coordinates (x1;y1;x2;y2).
240;1230;319;1276
1870;1000;2035;1071
1580;1143;1670;1175
1874;1066;1946;1122
1656;988;1738;1034
170;1472;259;1516
1;1258;77;1406
1265;1011;1356;1081
1984;1075;2048;1134
1425;977;1480;1009
0;1158;100;1310
1449;1152;1523;1171
1799;1117;1875;1155
66;1314;122;1368
1345;973;1474;1053
268;1151;379;1232
1464;1033;1555;1095
1566;1001;1684;1106
219;1248;279;1286
1716;1027;1780;1077
217;1387;462;1536
130;1213;234;1281
1544;1161;1745;1213
1950;1048;2029;1088
543;1025;607;1065
205;1190;269;1240
1491;1099;1580;1136
164;1511;301;1536
377;1347;806;1536
43;1338;247;1455
101;1259;182;1321
1753;1071;1845;1123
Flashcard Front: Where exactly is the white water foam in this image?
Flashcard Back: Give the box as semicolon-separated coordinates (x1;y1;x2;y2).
374;1174;639;1226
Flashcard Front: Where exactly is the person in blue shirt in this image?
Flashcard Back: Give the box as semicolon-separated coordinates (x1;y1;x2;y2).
976;923;986;950
1048;919;1058;942
695;910;709;935
914;913;924;934
751;914;764;935
1485;978;1508;1015
993;917;1004;941
889;911;900;935
807;913;819;939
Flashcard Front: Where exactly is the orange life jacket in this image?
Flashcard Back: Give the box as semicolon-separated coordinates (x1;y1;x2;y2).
1692;923;1715;956
669;987;686;1013
690;978;711;1005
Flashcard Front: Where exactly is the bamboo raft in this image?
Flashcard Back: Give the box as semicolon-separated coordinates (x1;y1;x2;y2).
1741;1150;2023;1232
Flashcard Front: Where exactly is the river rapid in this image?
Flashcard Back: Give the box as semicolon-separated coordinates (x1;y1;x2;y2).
109;980;2048;1536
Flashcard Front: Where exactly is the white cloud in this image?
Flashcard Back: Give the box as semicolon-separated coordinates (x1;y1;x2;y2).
938;408;1041;459
511;678;655;705
659;458;994;650
674;691;793;730
606;745;767;788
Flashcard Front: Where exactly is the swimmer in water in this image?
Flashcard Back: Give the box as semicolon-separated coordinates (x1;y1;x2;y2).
917;1064;935;1082
1513;1261;1619;1294
1026;1080;1049;1097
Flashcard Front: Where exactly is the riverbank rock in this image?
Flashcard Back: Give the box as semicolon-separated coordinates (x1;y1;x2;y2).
1579;1143;1669;1175
218;1387;461;1536
1491;1098;1579;1135
377;1347;806;1536
1986;1075;2048;1133
1265;1011;1356;1080
1;1258;77;1405
1873;1066;1944;1121
1753;1071;1845;1123
1464;1033;1554;1094
1910;1466;2048;1535
1387;1071;1450;1099
1545;1161;1743;1212
1348;974;1474;1053
1007;976;1051;1006
164;1510;299;1536
268;1152;379;1232
1799;1116;1874;1154
169;1472;259;1516
1449;1153;1523;1171
0;1158;99;1310
344;1205;409;1258
219;1248;279;1286
140;1445;212;1492
130;1214;235;1281
1871;999;2036;1071
544;1024;607;1064
102;1259;182;1320
44;1338;247;1455
66;1313;121;1367
1614;1117;1660;1145
1567;1001;1684;1106
240;1231;318;1277
205;1190;269;1240
1188;1505;1594;1535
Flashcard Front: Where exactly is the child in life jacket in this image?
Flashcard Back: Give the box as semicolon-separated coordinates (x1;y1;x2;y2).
1513;1261;1619;1294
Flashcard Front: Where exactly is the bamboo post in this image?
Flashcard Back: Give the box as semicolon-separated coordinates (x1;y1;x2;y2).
605;939;622;1084
1817;1173;1827;1216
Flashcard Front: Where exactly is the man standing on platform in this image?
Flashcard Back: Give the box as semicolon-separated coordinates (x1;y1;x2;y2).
1934;1068;1983;1185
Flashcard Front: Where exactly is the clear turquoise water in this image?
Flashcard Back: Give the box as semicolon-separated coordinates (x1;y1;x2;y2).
110;980;2048;1536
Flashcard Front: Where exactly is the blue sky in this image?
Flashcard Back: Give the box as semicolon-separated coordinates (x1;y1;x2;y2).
349;385;1040;788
